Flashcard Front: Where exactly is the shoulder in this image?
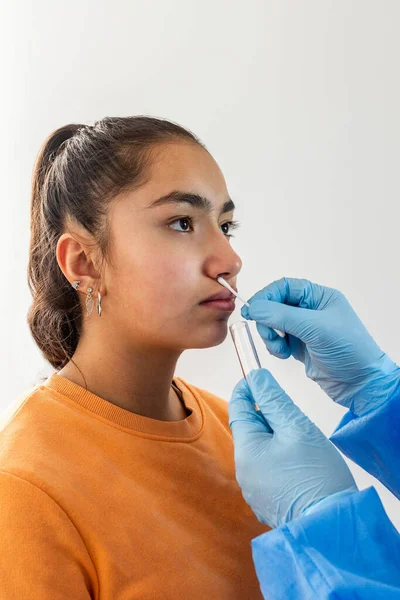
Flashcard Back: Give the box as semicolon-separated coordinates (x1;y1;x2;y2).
0;384;40;435
0;382;55;472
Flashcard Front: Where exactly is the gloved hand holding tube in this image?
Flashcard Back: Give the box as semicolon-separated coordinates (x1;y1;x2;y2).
241;277;400;416
228;368;357;528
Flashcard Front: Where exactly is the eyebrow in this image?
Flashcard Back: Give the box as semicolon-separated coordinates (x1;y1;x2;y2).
147;190;236;216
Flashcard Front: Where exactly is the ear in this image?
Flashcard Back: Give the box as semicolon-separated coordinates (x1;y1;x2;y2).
56;229;102;293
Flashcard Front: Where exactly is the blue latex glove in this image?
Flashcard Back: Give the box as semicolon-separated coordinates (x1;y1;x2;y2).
229;368;357;529
242;277;400;416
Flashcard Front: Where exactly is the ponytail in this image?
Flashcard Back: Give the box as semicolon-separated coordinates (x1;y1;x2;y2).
27;125;85;370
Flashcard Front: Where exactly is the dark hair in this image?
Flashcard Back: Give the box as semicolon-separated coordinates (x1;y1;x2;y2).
27;116;204;372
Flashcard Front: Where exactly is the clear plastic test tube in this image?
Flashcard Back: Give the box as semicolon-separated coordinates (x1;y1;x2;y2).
229;320;262;411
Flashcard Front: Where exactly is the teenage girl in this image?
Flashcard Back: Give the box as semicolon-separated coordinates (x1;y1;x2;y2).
0;116;270;599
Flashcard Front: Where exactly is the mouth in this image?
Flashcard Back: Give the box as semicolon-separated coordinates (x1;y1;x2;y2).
199;289;236;312
201;289;237;303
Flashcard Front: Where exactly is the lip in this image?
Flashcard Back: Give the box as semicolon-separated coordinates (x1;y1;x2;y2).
200;298;236;312
200;290;236;303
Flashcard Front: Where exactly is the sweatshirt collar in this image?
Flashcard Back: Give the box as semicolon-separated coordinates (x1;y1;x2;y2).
42;373;204;441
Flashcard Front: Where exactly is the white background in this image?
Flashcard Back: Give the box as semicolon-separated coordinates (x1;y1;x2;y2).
1;1;399;527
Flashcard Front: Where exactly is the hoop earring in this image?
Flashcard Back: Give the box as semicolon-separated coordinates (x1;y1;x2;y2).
97;291;102;317
86;287;94;317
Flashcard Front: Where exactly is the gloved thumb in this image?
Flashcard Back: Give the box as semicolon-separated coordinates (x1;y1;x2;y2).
244;299;316;342
245;368;309;433
229;374;273;437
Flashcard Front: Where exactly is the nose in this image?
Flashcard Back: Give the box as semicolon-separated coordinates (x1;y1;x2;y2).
202;230;243;283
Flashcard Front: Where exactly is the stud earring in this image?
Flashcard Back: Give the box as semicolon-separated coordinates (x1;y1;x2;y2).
86;287;94;317
72;280;80;290
97;291;102;317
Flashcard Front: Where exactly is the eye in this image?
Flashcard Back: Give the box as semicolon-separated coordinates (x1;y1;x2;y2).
221;220;240;239
169;217;193;233
168;217;241;238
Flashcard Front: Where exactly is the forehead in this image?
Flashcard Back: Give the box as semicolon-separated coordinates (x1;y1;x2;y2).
140;141;230;210
150;141;221;178
110;141;233;226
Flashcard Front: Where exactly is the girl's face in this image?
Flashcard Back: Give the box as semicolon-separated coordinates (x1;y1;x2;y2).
104;141;243;351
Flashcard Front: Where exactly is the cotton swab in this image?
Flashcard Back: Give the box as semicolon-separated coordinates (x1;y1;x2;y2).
217;276;250;307
217;277;286;339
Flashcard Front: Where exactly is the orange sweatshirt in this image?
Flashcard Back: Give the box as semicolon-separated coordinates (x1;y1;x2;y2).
0;373;270;599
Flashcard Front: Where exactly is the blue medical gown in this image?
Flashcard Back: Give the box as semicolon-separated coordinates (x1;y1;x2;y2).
251;384;400;599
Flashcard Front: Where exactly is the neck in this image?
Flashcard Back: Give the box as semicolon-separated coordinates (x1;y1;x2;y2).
57;330;187;422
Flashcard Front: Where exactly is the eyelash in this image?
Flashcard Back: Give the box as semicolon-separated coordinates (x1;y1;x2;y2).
168;217;241;238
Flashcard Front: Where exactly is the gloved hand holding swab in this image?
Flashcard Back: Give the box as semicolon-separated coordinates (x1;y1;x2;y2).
217;276;286;338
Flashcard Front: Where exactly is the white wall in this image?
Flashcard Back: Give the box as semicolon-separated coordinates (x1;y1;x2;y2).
1;0;399;527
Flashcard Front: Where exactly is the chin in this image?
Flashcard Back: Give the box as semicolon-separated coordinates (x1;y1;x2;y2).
185;319;230;349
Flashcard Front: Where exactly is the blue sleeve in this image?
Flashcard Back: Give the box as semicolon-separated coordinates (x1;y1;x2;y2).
251;487;400;600
329;383;400;498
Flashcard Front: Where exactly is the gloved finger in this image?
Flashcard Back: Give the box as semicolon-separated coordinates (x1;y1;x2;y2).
255;322;292;359
229;376;274;436
246;368;310;432
243;299;316;342
243;277;329;310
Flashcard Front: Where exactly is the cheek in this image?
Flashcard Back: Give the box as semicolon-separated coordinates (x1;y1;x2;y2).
127;249;200;315
150;255;197;301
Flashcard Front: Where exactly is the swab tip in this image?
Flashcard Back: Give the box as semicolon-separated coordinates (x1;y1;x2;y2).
217;276;250;307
